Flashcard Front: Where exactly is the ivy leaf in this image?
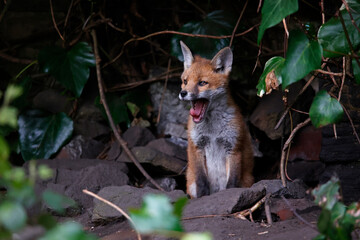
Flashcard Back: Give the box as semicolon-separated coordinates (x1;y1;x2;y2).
281;30;322;89
352;58;360;84
42;190;77;215
318;1;360;58
312;177;341;210
309;91;344;128
0;201;27;232
38;42;95;98
171;10;236;61
256;56;285;97
39;221;97;240
18;110;73;161
257;0;299;44
129;194;184;234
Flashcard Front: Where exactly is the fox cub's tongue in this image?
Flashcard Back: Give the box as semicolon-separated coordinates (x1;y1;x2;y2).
190;99;208;122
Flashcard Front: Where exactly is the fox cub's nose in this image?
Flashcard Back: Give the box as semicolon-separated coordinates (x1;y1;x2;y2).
179;90;187;99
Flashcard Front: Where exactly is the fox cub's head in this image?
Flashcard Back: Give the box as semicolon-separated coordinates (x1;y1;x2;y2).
178;41;233;123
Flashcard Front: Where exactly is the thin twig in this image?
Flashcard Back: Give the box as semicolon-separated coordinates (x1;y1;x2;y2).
333;124;338;139
338;57;346;101
341;0;360;34
185;0;206;17
49;0;64;41
320;0;325;24
315;69;343;77
342;103;360;144
229;0;249;48
0;52;33;64
83;189;141;240
282;18;289;38
338;11;360;69
90;29;164;192
99;12;126;32
103;25;258;68
257;0;263;13
281;196;318;232
285;111;293;182
327;66;339;87
265;199;272;225
274;62;327;130
280;118;311;187
64;0;74;28
157;58;171;124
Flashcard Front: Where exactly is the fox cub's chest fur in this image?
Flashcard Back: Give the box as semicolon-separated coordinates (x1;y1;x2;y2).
179;41;254;198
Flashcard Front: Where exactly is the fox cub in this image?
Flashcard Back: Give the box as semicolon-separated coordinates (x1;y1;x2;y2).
179;41;254;198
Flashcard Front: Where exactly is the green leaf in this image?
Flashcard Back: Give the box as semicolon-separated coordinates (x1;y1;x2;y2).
181;232;213;240
6;182;36;208
318;1;360;58
352;58;360;84
256;56;285;97
38;164;53;180
3;84;23;106
171;10;236;61
39;221;97;240
173;197;188;218
0;201;27;231
38;42;95;97
0;107;18;128
95;94;130;126
257;0;299;44
312;177;341;210
18;110;73;161
309;90;344;128
0;136;10;173
317;209;332;234
281;30;322;89
42;190;77;214
129;194;184;234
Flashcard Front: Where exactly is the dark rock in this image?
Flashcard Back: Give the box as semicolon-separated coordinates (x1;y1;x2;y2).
33;89;72;114
92;185;185;222
12;226;46;240
164;122;187;139
117;146;186;174
106;141;122;161
320;163;360;204
56;135;105;160
122;126;155;148
289;126;322;161
146;138;187;161
30;159;129;209
74;103;110;139
182;185;266;218
269;198;317;220
287;160;325;185
253;179;308;199
143;177;177;192
320;122;360;163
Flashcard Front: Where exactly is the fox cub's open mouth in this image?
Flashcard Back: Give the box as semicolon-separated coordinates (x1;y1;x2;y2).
190;98;209;123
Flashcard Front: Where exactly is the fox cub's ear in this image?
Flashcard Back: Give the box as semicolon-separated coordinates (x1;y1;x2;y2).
180;41;194;70
211;47;233;75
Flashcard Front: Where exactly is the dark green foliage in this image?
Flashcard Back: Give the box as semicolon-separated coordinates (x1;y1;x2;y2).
39;222;97;240
280;30;322;89
171;10;236;61
18;110;73;161
312;178;360;240
256;56;285;96
38;42;95;97
257;0;298;44
309;90;344;128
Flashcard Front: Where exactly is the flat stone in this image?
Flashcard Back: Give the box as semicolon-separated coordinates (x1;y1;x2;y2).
122;126;155;148
253;179;308;199
92;185;186;222
146;138;187;161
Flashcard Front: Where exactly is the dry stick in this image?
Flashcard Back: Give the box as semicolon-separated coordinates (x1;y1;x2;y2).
327;66;339;87
157;58;172;124
280;118;311;187
341;0;360;34
315;69;343;77
83;189;142;240
338;57;346;102
264;199;272;225
339;11;360;69
281;196;318;232
103;25;258;68
182;194;270;221
64;0;74;28
320;0;325;24
49;0;64;41
229;0;249;48
282;18;289;38
274;62;327;130
99;12;126;33
257;0;263;13
90;29;165;192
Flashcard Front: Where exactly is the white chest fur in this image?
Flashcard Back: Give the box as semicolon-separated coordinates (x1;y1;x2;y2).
189;95;239;193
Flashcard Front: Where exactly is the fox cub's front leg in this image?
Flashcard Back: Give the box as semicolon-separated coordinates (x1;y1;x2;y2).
186;138;209;198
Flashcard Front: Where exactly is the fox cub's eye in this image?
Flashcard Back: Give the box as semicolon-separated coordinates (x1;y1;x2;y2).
183;79;188;85
198;81;208;86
